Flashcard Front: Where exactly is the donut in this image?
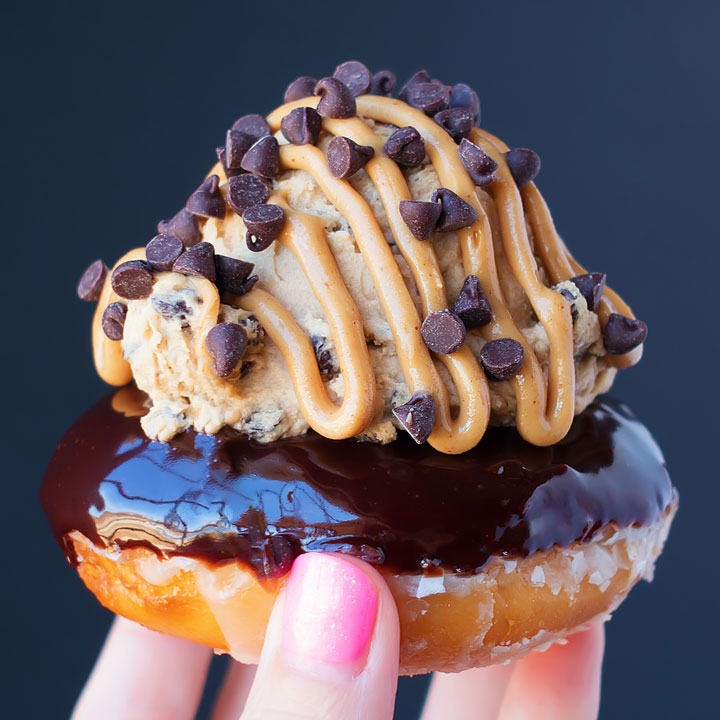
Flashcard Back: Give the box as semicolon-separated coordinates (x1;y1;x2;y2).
41;386;676;674
46;60;676;675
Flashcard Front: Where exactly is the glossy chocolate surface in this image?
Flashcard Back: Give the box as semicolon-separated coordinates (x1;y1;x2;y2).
41;389;674;577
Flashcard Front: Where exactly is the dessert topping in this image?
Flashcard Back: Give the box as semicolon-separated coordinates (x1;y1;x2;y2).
458;138;498;187
603;314;648;355
243;204;286;252
225;130;255;169
145;233;184;272
398;200;442;241
332;60;371;97
398;70;433;102
421;311;467;354
231;114;271;139
369;70;396;96
111;260;154;299
77;259;108;302
450;83;481;124
384;126;425;167
101;302;127;340
157;209;201;247
480;338;525;380
434;107;474;143
206;322;249;377
432;187;478;231
326;136;374;179
569;272;607;312
314;77;356;119
284;75;318;103
505;148;541;188
226;174;270;214
186;175;226;219
240;135;280;178
215;255;256;295
280;107;322;146
171;241;216;282
216;146;244;179
392;392;437;444
405;82;451;115
454;276;492;328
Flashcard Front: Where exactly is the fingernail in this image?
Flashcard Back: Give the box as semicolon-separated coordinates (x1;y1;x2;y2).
282;553;377;667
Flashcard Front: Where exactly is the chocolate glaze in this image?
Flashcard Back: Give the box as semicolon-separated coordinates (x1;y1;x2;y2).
41;389;674;578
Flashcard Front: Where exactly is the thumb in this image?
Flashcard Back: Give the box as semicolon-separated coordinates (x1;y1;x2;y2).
240;552;400;720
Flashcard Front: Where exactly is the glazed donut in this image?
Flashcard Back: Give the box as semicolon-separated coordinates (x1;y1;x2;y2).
47;60;676;675
41;387;676;675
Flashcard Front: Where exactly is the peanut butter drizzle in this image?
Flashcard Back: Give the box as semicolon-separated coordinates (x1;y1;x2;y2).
473;128;643;370
93;94;642;452
235;196;376;439
92;248;144;386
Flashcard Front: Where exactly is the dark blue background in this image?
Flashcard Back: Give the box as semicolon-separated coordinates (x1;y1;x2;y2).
3;0;718;717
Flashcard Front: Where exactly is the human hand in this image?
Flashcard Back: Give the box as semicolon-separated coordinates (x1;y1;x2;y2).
72;552;604;719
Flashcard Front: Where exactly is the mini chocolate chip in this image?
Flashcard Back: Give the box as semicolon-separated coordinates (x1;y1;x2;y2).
421;310;466;354
398;200;441;241
559;288;579;323
284;75;318;103
151;297;191;324
243;204;286;251
240;135;280;178
311;335;338;376
186;175;226;219
172;241;216;282
398;70;433;102
326;136;374;179
450;83;481;124
432;188;478;231
369;70;396;96
145;233;184;271
314;77;356;118
434;107;474;143
458;138;498;187
280;106;322;145
215;255;255;294
101;302;127;341
392;392;436;444
77;259;108;301
111;260;154;300
480;338;525;379
158;209;202;248
406;83;451;115
384;126;425;167
505;148;541;188
603;314;647;354
333;60;371;97
231;114;270;139
215;146;245;179
233;274;259;295
569;272;607;312
253;535;295;580
225;129;255;168
226;174;270;215
205;322;248;377
454;275;492;327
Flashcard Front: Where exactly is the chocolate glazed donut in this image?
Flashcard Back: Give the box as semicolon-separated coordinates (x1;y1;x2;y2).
41;388;677;674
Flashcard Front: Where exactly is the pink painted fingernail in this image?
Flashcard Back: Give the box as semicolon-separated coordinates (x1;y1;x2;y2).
282;553;377;666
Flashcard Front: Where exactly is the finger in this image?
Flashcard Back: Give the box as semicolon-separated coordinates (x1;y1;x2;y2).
497;623;605;720
211;661;257;720
240;552;400;720
72;616;213;720
420;663;515;720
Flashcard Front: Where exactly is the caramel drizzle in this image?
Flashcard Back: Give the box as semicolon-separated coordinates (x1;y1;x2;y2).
92;95;641;453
